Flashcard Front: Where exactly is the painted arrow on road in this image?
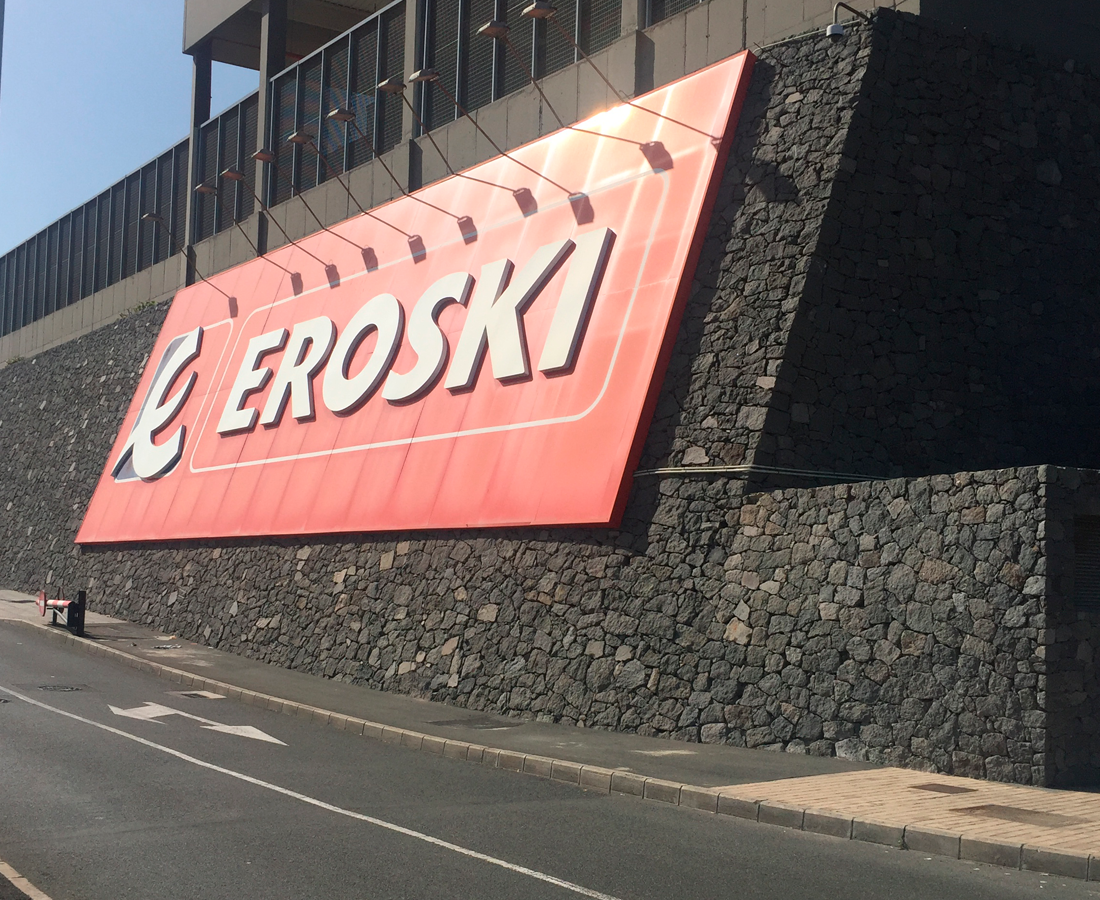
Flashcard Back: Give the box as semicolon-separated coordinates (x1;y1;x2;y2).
109;702;286;745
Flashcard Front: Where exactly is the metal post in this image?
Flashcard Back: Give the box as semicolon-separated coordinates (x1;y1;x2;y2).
183;41;212;285
256;0;288;252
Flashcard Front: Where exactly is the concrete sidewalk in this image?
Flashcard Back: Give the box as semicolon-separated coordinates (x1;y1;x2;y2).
4;590;1100;882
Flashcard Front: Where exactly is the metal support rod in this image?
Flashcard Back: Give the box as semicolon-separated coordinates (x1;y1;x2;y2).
141;214;232;301
334;110;410;197
833;2;873;24
194;186;297;276
256;150;404;242
381;80;457;178
530;5;715;140
480;23;567;131
221;169;328;266
415;71;574;196
290;132;369;215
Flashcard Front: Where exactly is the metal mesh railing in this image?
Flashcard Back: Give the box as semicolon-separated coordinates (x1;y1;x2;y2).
266;0;406;208
420;0;622;132
193;92;260;243
0;138;190;341
647;0;703;27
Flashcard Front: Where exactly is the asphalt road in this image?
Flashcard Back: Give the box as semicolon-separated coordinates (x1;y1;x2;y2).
1;622;1097;900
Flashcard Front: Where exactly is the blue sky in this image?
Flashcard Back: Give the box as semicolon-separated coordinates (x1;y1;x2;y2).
0;1;257;255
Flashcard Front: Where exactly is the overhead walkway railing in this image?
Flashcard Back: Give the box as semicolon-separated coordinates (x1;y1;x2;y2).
0;138;190;339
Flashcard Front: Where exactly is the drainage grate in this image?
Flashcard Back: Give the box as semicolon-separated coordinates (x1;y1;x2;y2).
911;783;977;795
428;715;521;730
954;804;1086;828
171;690;225;700
38;685;82;692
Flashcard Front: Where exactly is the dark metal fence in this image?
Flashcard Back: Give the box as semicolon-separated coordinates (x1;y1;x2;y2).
646;0;704;27
193;93;259;244
266;0;407;208
420;0;622;132
0;138;190;340
0;0;633;342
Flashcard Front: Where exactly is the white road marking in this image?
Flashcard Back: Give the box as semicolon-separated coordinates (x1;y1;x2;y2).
0;858;55;900
109;701;285;744
2;685;625;900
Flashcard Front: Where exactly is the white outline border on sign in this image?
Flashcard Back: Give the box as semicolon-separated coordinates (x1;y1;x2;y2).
184;165;678;475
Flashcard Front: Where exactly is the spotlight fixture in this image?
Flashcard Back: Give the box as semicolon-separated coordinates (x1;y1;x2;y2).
825;3;872;41
522;1;556;18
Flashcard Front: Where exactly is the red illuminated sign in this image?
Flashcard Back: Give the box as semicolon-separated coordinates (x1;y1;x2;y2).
77;52;755;543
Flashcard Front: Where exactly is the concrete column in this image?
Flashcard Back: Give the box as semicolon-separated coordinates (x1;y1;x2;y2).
255;0;288;253
621;0;647;33
182;41;212;286
402;0;423;189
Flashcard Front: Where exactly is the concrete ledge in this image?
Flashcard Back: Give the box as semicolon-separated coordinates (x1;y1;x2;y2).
758;801;805;829
523;755;554;778
803;809;852;839
611;771;646;797
579;766;613;793
642;778;682;805
1022;846;1090;880
853;818;905;849
550;760;582;785
680;786;720;813
904;825;961;858
717;794;760;820
961;837;1023;869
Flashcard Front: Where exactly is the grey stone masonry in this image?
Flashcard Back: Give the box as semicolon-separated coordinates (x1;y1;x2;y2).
0;14;1098;788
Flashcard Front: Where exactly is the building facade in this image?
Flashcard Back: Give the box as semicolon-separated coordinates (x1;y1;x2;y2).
1;2;1099;787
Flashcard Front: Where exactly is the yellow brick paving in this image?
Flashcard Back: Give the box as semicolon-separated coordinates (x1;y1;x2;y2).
719;767;1100;855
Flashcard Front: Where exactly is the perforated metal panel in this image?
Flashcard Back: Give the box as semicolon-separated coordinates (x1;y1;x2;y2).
108;182;126;286
216;108;239;233
271;72;298;205
14;244;27;328
45;223;59;316
196;120;219;241
501;0;536;98
0;255;8;337
82;199;98;297
349;22;379;168
647;0;701;26
138;163;157;272
239;96;259;219
424;0;459;131
122;173;140;279
34;232;48;320
463;0;498;113
583;0;621;55
321;41;351;177
171;142;189;257
543;2;578;77
378;5;406;154
1075;518;1100;611
297;57;323;192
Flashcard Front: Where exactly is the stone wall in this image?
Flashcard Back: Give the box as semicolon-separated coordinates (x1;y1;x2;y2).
760;9;1100;482
1;14;1099;787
